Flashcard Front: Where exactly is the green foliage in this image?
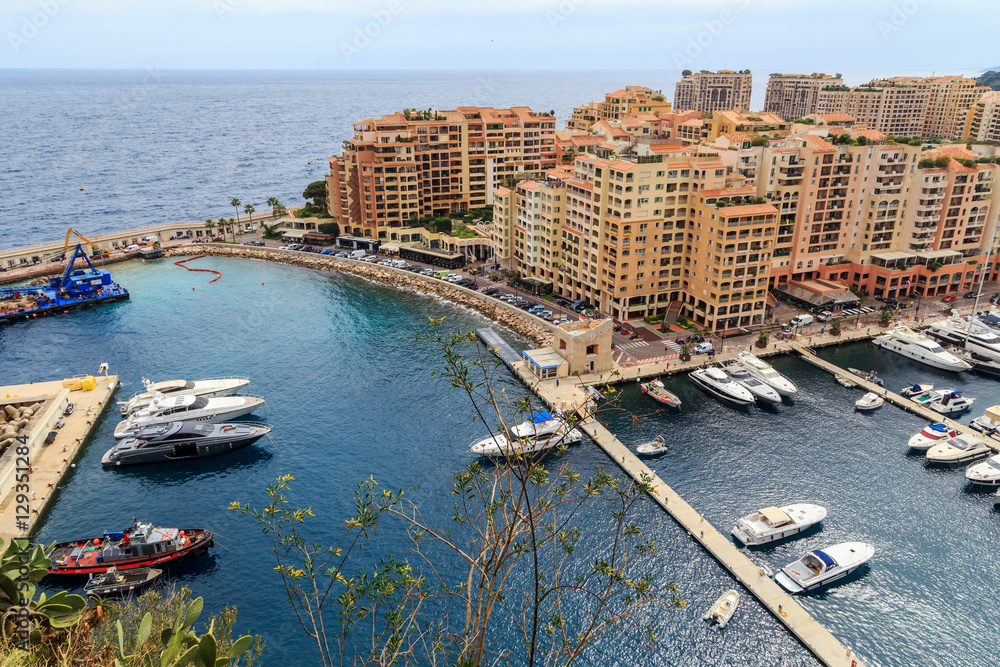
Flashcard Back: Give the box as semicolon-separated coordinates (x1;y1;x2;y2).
879;309;893;325
856;135;869;146
977;70;1000;90
676;315;688;327
0;538;87;641
934;156;951;169
757;330;769;346
918;158;936;169
318;222;340;237
829;318;843;334
302;180;326;201
749;135;769;146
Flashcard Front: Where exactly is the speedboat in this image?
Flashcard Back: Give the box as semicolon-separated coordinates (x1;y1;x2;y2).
925;433;992;464
688;367;755;406
855;392;884;411
928;389;973;414
119;377;250;416
636;435;668;455
972;405;1000;434
113;395;266;438
731;504;827;546
585;386;604;402
47;520;213;575
900;383;933;398
848;368;883;387
639;379;682;407
774;542;875;594
907;422;958;450
102;422;272;466
725;367;781;405
84;566;162;597
964;454;1000;485
926;316;1000;363
702;590;739;628
872;325;971;372
469;411;582;456
734;352;797;396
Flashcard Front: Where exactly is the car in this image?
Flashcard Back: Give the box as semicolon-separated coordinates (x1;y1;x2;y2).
538;310;553;320
123;244;141;252
963;291;981;299
320;248;334;254
518;302;533;310
816;311;835;322
942;295;958;302
528;305;546;313
481;287;499;295
991;294;1000;305
457;279;477;288
693;342;714;354
552;318;569;325
335;252;349;258
420;269;435;276
242;240;265;246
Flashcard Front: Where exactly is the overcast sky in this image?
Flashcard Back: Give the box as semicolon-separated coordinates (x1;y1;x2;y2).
1;0;996;73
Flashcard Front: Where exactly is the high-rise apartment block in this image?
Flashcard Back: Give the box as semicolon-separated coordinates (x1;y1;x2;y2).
566;86;671;132
326;106;556;239
764;73;844;120
963;91;1000;142
673;70;752;115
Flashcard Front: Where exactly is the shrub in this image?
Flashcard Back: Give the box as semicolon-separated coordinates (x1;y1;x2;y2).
757;330;769;346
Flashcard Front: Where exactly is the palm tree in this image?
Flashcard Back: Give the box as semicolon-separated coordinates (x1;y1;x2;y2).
230;198;242;228
204;218;215;238
266;197;280;219
244;204;255;231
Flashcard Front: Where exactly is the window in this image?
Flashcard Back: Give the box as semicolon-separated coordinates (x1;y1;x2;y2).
586;344;598;356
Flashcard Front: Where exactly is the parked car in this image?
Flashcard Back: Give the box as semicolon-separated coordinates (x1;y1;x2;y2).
457;279;477;288
335;252;349;258
242;240;265;246
538;310;553;320
482;287;499;295
963;291;981;299
694;342;714;354
123;244;141;252
816;311;835;322
552;318;569;325
942;295;958;302
421;268;435;276
320;248;334;254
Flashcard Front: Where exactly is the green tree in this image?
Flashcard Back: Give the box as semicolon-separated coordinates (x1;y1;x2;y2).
934;156;951;169
318;222;340;237
205;219;216;238
230;198;242;227
243;205;255;236
303;181;326;203
266;197;281;219
856;135;869;146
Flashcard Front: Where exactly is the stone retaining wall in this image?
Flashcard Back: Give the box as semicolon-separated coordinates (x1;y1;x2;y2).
162;244;554;346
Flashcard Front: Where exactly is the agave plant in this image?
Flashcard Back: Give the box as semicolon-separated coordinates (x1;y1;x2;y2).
0;538;88;639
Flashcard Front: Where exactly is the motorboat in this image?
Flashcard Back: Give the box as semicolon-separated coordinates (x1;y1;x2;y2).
585;386;604;402
725;367;781;405
928;389;973;414
84;566;162;597
900;383;933;398
925;316;1000;363
702;590;739;628
47;520;213;575
469;411;582;456
731;504;827;546
911;389;949;408
964;454;1000;486
907;422;958;450
688;367;755;406
872;325;971;372
848;368;883;387
113;395;266;438
102;422;272;466
925;433;992;464
835;376;856;388
734;352;797;397
119;377;250;416
971;405;1000;434
855;392;884;411
774;542;875;594
636;435;668;455
639;379;682;408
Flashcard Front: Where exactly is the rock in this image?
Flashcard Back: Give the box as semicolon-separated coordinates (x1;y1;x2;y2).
4;405;19;420
12;418;28;431
19;408;33;419
30;403;42;412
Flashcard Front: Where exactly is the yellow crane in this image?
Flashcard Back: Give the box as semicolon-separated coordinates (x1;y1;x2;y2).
63;227;108;259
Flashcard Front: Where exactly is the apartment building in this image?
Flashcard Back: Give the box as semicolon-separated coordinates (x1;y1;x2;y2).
962;91;1000;142
708;109;790;142
326;106;557;239
673;70;752;115
565;86;671;132
764;73;844;120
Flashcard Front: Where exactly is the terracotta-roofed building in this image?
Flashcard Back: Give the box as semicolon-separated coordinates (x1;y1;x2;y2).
709;109;791;142
764;73;845;120
674;69;753;114
963;91;1000;143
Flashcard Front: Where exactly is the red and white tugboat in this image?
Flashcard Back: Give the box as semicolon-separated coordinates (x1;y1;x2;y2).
639;378;682;408
46;519;213;575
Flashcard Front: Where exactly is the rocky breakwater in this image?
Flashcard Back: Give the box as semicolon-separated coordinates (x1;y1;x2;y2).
0;402;43;455
163;244;553;346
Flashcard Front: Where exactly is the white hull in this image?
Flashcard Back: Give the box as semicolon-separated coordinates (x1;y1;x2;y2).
926;434;992;463
873;329;971;372
855;393;884;411
774;542;874;594
119;378;250;416
731;503;826;546
965;454;1000;485
928;397;974;414
689;368;755;406
702;590;739;628
470;428;582;456
735;353;797;397
907;424;956;450
114;398;264;438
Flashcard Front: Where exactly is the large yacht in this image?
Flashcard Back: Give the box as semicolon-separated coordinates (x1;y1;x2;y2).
925;316;1000;363
114;395;265;438
469;411;582;456
872;325;971;371
102;422;271;466
725;367;781;405
774;542;874;594
731;504;827;546
119;377;250;416
733;352;797;397
688;367;755;406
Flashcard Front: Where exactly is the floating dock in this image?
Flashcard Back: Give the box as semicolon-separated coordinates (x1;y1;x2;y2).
0;373;118;540
477;328;522;368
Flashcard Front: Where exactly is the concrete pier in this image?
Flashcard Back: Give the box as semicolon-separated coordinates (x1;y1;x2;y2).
476;328;522;368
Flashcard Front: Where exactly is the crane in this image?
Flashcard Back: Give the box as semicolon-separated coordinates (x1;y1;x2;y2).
62;227;107;259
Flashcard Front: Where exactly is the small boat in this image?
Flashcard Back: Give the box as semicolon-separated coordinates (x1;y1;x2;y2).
702;590;739;628
734;352;797;396
584;386;604;402
85;566;162;597
964;454;1000;485
971;405;1000;435
102;422;272;466
119;377;251;416
907;423;958;450
688;367;755;407
835;376;856;388
774;542;875;594
636;435;668;455
725;367;781;405
928;389;974;414
47;520;213;575
848;368;884;387
872;325;971;372
469;411;582;456
731;504;827;546
639;379;681;408
926;433;992;464
855;392;884;411
114;395;266;438
900;383;933;398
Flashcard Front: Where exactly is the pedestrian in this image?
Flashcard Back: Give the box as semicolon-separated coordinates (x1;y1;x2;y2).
555;378;559;387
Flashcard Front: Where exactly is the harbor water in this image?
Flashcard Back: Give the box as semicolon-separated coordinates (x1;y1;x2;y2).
0;257;997;664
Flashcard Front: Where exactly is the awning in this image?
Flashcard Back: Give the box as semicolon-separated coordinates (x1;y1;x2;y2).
773;282;860;308
870;251;914;261
522;348;565;370
915;250;962;261
280;229;307;238
759;507;791;526
380;243;400;252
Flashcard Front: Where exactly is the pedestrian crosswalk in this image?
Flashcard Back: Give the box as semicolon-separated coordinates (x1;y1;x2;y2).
617;340;650;350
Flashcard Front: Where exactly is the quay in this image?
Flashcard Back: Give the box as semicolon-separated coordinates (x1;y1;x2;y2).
476;328;521;368
0;371;118;541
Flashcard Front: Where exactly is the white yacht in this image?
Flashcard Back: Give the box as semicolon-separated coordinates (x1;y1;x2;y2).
971;405;1000;434
907;423;958;450
734;352;797;397
855;392;884;411
774;542;875;594
114;395;265;438
927;389;974;414
119;377;250;416
469;412;582;456
725;367;781;405
731;504;827;546
688;367;755;406
636;436;668;455
925;433;992;464
965;454;1000;485
900;383;933;398
872;325;971;372
703;590;739;628
926;316;1000;363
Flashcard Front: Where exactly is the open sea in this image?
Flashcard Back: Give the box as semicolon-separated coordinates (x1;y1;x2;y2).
1;70;997;665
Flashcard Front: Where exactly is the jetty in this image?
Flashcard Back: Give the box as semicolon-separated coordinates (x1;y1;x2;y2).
477;327;522;368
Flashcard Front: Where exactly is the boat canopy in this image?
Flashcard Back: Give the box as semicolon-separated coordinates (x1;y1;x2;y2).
812;550;836;568
531;412;554;424
148;380;195;393
981;314;1000;325
705;367;728;380
928;423;949;432
984;406;1000;422
759;507;791;526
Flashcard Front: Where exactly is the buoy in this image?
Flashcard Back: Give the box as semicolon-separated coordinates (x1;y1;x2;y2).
79;185;83;190
261;282;264;285
192;287;195;291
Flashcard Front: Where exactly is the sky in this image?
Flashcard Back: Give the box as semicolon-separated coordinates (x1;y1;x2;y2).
1;0;997;73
